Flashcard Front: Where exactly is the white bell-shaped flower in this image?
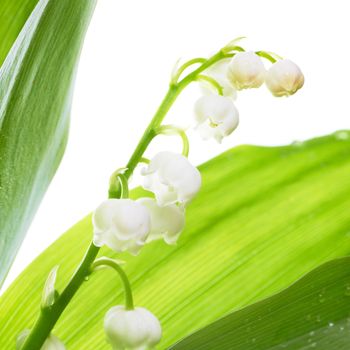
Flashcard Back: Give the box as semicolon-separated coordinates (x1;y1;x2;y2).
104;305;162;350
265;59;304;97
93;199;150;255
17;331;66;350
227;51;266;90
41;335;66;350
141;152;201;206
194;94;239;143
137;198;185;244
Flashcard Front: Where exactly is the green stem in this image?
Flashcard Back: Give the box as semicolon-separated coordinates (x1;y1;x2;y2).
21;243;100;349
155;125;190;157
196;75;224;95
124;50;227;179
91;258;134;310
255;50;278;63
20;49;228;350
171;57;207;83
108;169;129;199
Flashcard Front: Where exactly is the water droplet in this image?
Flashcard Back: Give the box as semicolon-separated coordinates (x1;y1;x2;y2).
318;292;326;303
328;322;334;327
344;284;350;296
315;315;322;323
84;276;90;281
309;331;315;336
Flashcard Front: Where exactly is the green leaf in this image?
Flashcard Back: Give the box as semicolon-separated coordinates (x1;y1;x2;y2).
171;256;350;349
0;0;97;285
0;0;40;66
1;131;350;348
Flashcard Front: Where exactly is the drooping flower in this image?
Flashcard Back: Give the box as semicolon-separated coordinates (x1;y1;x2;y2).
141;152;201;206
17;331;66;350
227;51;266;90
194;94;239;143
104;305;162;350
265;59;304;97
137;197;185;244
93;199;150;255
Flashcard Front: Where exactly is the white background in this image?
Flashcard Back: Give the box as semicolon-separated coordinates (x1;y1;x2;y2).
2;0;349;292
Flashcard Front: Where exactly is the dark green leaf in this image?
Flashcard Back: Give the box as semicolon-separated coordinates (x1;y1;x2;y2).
171;256;350;349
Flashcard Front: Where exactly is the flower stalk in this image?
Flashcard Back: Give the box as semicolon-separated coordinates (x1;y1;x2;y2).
19;48;230;350
91;258;134;310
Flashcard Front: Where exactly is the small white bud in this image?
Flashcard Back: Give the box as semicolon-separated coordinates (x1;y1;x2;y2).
137;197;185;244
194;94;239;143
227;51;266;90
104;305;162;350
141;152;201;207
265;59;304;97
17;331;66;350
93;199;151;255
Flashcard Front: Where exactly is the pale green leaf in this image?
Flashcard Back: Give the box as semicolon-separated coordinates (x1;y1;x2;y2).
0;0;97;285
1;131;350;348
171;256;350;349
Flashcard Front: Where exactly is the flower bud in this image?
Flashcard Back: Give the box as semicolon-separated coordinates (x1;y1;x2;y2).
227;51;266;90
104;305;162;350
17;330;66;350
194;94;239;143
93;199;151;255
265;59;304;97
137;198;185;244
141;152;201;206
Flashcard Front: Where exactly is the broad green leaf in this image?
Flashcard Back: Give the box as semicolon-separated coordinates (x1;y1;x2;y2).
1;131;350;349
0;0;97;285
171;256;350;349
0;0;40;66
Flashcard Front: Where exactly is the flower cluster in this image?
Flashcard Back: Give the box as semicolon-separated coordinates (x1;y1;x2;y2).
194;51;304;143
18;40;305;350
92;154;200;349
88;41;304;350
93;151;200;255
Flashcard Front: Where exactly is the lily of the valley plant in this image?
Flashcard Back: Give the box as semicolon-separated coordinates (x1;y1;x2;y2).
18;38;304;350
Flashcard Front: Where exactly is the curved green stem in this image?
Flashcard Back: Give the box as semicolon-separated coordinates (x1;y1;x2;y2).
196;75;224;95
20;243;100;350
155;125;190;157
19;48;229;350
171;57;207;84
255;50;278;63
109;169;129;199
139;157;150;164
91;258;134;310
124;49;228;179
